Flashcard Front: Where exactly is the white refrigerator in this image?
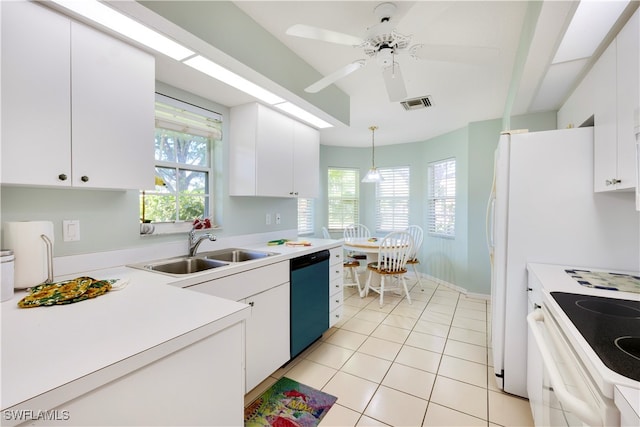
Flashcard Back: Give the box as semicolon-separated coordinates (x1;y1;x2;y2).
486;127;639;398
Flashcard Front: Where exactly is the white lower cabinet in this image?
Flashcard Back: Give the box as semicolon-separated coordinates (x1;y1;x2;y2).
38;324;244;426
328;246;344;327
243;283;290;391
188;261;290;393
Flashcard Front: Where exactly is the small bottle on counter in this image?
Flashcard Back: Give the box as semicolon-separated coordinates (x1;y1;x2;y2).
1;249;15;302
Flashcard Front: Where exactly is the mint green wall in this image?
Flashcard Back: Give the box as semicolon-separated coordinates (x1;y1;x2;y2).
0;82;297;257
319;111;557;295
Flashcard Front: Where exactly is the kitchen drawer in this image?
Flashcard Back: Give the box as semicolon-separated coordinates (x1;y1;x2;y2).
329;289;343;312
329;277;342;297
329;246;343;266
329;305;343;327
330;263;343;283
188;261;288;301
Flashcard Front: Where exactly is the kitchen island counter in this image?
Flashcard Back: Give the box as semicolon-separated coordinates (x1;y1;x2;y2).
1;266;250;426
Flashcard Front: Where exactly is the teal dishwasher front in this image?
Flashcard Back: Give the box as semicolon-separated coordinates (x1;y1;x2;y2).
290;250;330;359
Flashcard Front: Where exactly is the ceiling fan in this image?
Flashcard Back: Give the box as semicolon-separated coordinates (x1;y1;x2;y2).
287;2;498;102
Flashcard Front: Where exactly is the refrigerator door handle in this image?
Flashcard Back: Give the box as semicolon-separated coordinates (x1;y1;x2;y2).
485;194;496;253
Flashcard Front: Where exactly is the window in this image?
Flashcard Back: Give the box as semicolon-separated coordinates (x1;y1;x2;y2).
297;198;314;235
140;94;222;224
427;158;456;237
327;168;359;230
376;167;410;232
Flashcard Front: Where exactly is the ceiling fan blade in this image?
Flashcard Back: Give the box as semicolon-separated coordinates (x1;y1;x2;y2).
305;60;365;93
382;64;407;102
286;24;364;46
411;44;500;65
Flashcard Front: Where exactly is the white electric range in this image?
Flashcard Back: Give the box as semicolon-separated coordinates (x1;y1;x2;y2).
526;263;639;427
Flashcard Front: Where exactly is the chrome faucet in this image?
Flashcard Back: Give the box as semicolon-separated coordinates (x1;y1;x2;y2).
188;228;217;257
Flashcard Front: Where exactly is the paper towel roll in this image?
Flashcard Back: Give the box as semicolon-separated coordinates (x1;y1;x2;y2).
3;221;54;289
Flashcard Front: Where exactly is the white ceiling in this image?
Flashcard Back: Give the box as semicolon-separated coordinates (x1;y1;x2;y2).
107;1;635;148
234;1;530;147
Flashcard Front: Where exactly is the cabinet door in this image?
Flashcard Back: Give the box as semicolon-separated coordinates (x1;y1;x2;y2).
593;42;618;192
244;282;290;392
292;121;320;198
255;105;294;197
1;0;71;186
615;9;639;191
71;22;155;190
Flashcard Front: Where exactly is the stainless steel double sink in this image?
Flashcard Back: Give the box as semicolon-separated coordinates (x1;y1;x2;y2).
130;248;279;275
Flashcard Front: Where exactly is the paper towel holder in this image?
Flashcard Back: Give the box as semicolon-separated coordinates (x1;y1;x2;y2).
40;234;54;284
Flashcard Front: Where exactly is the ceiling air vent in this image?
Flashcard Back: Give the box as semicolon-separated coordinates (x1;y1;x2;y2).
400;96;433;111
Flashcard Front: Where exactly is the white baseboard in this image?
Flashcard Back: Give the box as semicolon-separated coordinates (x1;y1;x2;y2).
413;272;490;300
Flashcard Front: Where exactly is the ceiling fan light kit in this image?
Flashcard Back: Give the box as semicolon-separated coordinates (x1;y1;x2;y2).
362;125;384;183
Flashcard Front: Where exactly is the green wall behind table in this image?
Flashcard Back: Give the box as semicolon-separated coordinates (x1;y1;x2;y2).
318;111;556;295
0;82;297;257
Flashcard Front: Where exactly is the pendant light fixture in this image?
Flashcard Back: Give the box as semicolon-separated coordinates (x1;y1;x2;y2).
362;125;384;183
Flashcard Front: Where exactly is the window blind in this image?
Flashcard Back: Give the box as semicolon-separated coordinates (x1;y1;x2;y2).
427;158;456;237
155;93;222;140
376;166;410;232
297;198;314;235
327;168;359;230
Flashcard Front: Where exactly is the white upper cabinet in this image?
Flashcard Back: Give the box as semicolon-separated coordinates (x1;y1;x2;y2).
1;0;71;187
593;9;639;192
230;103;320;198
1;0;155;190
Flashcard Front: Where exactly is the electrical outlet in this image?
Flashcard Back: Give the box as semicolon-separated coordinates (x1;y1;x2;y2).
63;220;80;242
266;213;271;225
275;213;281;225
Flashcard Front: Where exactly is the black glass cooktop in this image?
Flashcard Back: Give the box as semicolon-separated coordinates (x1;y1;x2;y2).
550;292;640;382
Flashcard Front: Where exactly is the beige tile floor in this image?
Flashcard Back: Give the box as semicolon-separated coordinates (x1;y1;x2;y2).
245;277;534;427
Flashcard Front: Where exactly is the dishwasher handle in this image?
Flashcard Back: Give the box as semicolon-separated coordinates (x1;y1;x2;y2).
290;250;330;270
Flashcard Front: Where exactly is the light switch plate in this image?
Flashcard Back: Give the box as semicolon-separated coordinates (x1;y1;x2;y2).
63;220;80;242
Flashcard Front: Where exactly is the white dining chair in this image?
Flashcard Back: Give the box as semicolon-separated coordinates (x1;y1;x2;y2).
324;226;363;296
364;231;414;307
343;223;371;240
343;223;370;259
321;226;331;239
405;225;424;290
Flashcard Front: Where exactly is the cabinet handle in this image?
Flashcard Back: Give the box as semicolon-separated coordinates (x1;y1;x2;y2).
294;192;298;196
289;191;294;195
248;301;254;307
335;284;340;288
81;176;89;183
335;299;340;303
605;178;621;185
58;173;68;181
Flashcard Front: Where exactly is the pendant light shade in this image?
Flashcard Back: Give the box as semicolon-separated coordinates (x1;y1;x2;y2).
362;125;384;183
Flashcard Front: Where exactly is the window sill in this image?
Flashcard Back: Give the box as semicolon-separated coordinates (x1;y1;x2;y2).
140;221;221;236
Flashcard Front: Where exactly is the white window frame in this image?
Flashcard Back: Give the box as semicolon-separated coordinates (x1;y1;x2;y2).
427;158;456;238
297;198;314;236
327;167;360;231
375;166;410;233
140;93;222;234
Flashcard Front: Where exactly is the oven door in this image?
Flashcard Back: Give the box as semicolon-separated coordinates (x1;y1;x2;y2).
527;307;617;427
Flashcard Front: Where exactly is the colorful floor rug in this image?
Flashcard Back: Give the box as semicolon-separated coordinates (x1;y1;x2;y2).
244;377;337;427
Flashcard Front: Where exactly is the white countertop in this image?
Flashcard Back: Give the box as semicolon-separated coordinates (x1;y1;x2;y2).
1;238;342;411
527;263;640;420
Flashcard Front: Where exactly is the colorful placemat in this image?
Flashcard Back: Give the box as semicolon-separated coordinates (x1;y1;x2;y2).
565;269;640;294
244;377;337;427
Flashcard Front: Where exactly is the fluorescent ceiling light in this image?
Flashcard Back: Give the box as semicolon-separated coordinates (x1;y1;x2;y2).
50;0;194;61
273;102;333;129
553;0;629;64
184;56;285;105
